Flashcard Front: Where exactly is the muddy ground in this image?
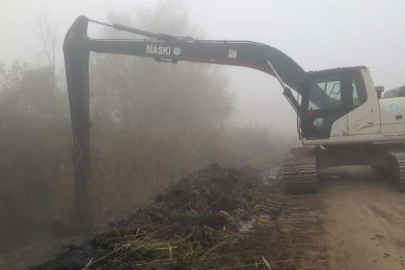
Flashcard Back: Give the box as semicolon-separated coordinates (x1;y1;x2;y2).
2;165;405;269
268;166;405;270
322;167;405;270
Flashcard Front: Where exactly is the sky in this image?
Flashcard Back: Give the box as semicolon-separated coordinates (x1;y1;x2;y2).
1;0;405;135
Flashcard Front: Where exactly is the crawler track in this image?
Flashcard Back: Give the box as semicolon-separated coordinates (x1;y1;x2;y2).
283;147;319;194
387;150;405;192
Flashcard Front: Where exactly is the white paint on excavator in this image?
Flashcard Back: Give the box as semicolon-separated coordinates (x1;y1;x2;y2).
380;98;405;133
303;68;405;146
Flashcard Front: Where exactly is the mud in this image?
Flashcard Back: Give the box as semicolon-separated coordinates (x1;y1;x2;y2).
4;165;405;269
28;164;289;270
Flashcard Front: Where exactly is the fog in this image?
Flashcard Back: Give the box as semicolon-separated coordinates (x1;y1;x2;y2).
1;0;405;267
3;0;405;132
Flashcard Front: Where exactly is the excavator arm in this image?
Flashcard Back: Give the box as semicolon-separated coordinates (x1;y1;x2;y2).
63;16;306;228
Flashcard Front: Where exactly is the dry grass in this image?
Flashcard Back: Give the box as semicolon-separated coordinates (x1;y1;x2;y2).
35;164;284;270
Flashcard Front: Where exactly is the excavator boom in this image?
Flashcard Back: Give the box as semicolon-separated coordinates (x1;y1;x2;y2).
66;16;306;88
63;16;306;228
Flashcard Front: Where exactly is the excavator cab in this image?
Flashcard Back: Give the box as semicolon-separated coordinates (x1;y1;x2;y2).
300;67;369;141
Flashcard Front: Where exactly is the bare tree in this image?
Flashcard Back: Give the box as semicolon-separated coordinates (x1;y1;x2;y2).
35;10;60;93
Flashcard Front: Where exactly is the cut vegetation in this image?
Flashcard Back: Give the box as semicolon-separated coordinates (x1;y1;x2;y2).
30;164;292;270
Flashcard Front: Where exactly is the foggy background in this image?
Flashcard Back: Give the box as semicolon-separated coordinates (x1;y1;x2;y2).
1;0;405;267
3;0;404;132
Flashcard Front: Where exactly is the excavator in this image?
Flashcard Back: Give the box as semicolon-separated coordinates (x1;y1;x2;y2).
64;16;405;226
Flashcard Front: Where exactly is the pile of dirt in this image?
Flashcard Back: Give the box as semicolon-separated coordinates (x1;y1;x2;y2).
30;164;286;270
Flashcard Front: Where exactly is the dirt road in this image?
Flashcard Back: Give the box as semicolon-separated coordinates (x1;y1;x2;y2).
280;167;405;270
321;167;405;270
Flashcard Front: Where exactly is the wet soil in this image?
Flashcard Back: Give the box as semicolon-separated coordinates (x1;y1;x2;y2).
4;165;405;270
27;164;290;270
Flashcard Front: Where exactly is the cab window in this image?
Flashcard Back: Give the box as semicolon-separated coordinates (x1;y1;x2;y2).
308;75;342;111
351;71;367;108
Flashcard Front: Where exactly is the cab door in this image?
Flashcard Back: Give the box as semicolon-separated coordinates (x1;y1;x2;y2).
347;69;381;135
301;73;348;139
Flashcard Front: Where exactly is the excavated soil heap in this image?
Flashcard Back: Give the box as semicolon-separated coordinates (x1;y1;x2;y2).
30;164;286;270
